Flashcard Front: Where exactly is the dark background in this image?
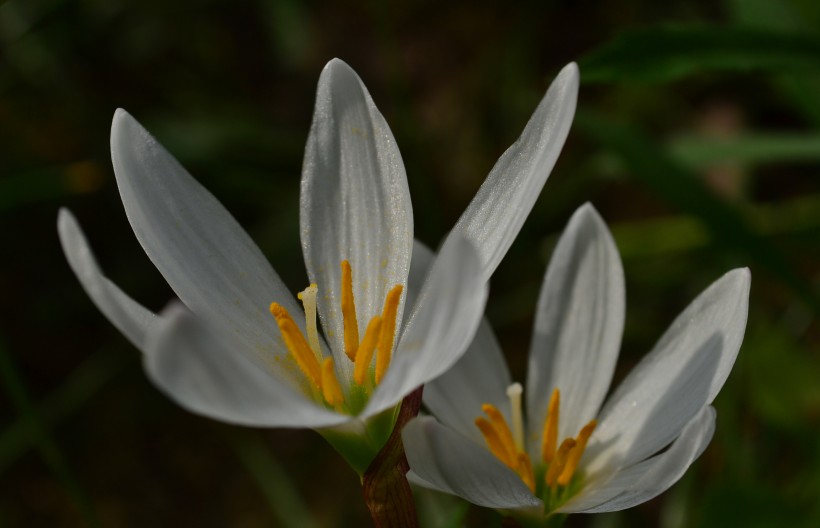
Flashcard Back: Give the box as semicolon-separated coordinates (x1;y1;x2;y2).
1;0;818;526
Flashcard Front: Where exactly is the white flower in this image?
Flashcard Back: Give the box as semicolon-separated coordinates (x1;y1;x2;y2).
58;59;579;464
403;203;750;517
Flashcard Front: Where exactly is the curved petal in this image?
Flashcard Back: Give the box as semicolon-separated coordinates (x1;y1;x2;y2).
526;203;624;452
404;240;436;317
560;406;716;513
408;240;511;442
447;62;579;281
301;58;413;377
403;416;541;509
58;208;158;349
111;109;303;368
144;302;347;428
585;269;750;474
363;234;487;417
424;322;511;444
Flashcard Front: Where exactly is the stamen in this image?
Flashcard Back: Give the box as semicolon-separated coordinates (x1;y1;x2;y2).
375;285;403;384
506;383;525;452
341;260;359;362
557;419;597;486
541;388;561;463
270;303;322;389
353;316;383;385
516;452;536;493
482;404;518;466
297;283;321;356
545;438;576;488
320;357;344;408
475;417;516;468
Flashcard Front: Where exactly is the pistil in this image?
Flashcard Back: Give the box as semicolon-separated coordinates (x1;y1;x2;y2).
297;283;321;357
474;383;598;504
507;382;525;451
270;261;403;408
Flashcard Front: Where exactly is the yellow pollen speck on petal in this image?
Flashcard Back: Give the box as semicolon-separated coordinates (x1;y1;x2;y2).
270;302;321;389
475;417;516;469
297;283;321;357
481;404;518;466
516;452;536;493
375;284;403;384
557;419;598;486
354;316;383;386
545;438;576;488
541;388;561;463
320;357;344;408
341;261;359;362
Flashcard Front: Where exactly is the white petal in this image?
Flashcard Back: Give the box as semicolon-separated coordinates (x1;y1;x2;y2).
526;204;624;451
402;417;541;509
447;63;579;281
424;322;511;444
408;240;511;442
58;208;158;349
300;58;413;375
560;406;716;513
144;302;347;428
585;269;750;474
363;234;487;417
111;109;302;366
405;240;436;318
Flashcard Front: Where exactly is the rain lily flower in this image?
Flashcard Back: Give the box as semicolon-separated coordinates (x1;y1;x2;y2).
403;203;750;521
58;59;579;471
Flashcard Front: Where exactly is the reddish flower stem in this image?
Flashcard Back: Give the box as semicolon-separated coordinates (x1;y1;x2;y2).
361;386;423;528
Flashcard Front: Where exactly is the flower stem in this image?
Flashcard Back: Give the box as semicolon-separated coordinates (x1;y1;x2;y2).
361;386;423;527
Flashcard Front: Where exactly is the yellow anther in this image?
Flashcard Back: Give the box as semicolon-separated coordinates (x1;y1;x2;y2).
270;303;321;389
516;452;536;494
545;438;576;488
340;260;360;362
375;284;403;384
320;357;344;408
475;417;516;468
541;388;561;463
481;404;518;466
506;382;525;452
353;316;383;385
297;283;321;356
558;419;598;486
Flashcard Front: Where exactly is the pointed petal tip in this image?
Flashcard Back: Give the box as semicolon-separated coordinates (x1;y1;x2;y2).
721;267;752;295
575;201;601;220
112;108;134;128
111;108;143;145
57;206;72;227
57;208;85;251
325;57;350;70
319;57;358;84
561;61;580;78
571;201;612;237
557;61;580;89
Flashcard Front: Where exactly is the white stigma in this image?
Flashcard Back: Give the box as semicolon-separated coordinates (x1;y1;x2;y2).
506;382;525;452
297;284;321;358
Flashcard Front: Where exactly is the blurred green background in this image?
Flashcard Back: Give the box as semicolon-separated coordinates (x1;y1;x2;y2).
1;0;818;526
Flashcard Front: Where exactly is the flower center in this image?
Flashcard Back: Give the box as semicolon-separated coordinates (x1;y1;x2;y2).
475;384;597;505
269;260;403;411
